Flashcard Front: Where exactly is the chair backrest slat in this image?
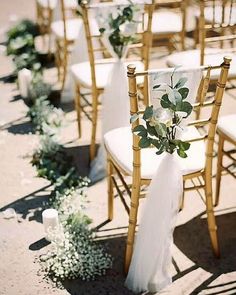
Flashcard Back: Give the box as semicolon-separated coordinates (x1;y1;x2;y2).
198;0;236;64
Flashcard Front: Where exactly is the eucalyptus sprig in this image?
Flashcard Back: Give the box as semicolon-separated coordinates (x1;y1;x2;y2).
98;1;140;58
132;71;193;158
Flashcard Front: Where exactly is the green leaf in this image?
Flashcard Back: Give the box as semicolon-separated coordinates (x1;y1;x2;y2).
178;87;189;100
153;84;161;89
156;145;165;155
154;123;166;137
181;101;193;116
151;138;161;148
139;137;151;148
174;77;188;89
177;149;187;158
179;141;191;151
174;90;182;103
99;28;106;34
146;123;157;136
130;113;139;123
133;125;147;137
143;106;153;120
160;94;171;109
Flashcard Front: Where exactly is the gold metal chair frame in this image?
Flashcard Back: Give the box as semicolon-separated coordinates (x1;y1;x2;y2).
74;1;155;161
198;0;236;65
36;0;54;55
215;123;236;206
105;57;231;273
54;0;79;90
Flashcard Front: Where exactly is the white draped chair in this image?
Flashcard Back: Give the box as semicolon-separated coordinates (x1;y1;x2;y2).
166;0;236;81
71;1;154;160
104;57;231;273
215;114;236;206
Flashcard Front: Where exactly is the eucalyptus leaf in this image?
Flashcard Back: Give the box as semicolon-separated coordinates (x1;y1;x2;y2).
139;137;151;148
160;94;171;108
174;77;188;89
154;123;166;137
178;87;189;100
177;149;187;158
143;106;153;120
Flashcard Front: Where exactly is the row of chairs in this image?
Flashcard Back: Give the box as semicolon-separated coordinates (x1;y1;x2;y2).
36;0;236;160
35;0;236;272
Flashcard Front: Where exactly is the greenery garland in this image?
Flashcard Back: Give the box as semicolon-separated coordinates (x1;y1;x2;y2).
6;19;112;285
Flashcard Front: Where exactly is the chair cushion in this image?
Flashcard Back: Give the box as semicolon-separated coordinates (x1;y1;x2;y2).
104;126;206;179
166;48;236;80
152;10;182;34
71;60;144;89
51;18;82;41
217;114;236;142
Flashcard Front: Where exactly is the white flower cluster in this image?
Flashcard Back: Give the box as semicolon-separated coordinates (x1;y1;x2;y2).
50;187;86;217
40;213;112;283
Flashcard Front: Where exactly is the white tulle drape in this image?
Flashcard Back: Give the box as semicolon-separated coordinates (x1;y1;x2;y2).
125;153;183;293
89;4;142;182
89;59;130;182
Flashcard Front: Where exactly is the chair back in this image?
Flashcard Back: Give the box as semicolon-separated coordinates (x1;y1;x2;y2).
127;57;231;183
80;0;154;92
36;0;55;35
154;0;187;50
198;0;236;64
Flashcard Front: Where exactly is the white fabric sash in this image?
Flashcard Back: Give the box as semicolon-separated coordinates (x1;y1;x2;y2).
125;153;183;293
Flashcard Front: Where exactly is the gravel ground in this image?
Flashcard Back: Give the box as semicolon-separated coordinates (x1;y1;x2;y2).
0;1;236;295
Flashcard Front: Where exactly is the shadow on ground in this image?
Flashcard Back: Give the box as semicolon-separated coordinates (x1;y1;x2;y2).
0;184;52;223
174;209;236;294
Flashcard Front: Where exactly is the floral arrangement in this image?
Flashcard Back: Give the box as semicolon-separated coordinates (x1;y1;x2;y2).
132;70;193;158
6;19;42;73
40;212;112;283
98;1;140;58
6;18;113;286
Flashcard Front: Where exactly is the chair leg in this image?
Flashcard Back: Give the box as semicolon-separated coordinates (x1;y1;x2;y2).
125;185;141;274
74;84;82;138
215;135;224;207
89;92;98;161
205;171;220;258
107;157;114;221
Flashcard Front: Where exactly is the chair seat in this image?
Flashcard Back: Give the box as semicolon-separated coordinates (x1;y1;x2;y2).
152;10;182;35
37;0;77;9
217;114;236;142
104;126;206;179
71;60;144;89
51;18;82;41
166;48;236;80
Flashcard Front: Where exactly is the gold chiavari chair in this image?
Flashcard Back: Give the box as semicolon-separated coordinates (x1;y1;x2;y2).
36;0;55;54
166;0;236;80
152;0;187;52
71;0;154;161
215;114;236;206
51;0;81;89
104;57;231;273
36;0;78;55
